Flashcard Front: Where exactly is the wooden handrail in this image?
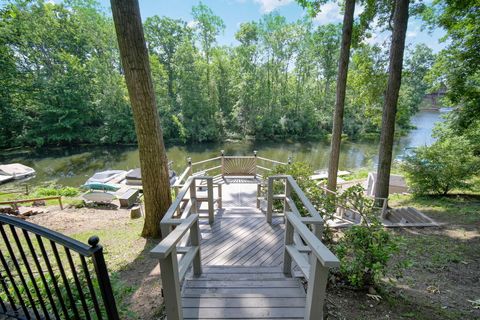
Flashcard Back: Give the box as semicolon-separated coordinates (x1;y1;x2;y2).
191;156;221;166
161;176;218;237
257;156;287;165
283;212;339;320
286;213;339;268
265;175;323;232
151;214;202;320
151;214;198;259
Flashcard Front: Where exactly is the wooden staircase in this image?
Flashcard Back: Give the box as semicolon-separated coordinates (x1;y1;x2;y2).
182;266;306;319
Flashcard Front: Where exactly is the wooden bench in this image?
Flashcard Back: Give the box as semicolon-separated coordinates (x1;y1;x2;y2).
0;196;63;210
119;189;139;208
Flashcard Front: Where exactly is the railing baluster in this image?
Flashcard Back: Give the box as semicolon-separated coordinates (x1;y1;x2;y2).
50;240;81;319
0;269;18;315
8;225;50;319
0;224;38;319
0;295;6;313
80;255;103;320
65;247;91;320
0;250;30;318
23;230;61;319
36;235;70;319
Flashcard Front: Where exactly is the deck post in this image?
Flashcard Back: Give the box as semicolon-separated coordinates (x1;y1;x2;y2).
313;224;324;241
187;157;192;176
284;178;291;215
283;218;293;276
256;183;262;208
207;178;214;224
190;219;202;276
220;150;225;178
190;179;197;214
217;184;223;209
253;150;257;178
266;177;274;224
305;256;329;320
161;223;172;238
159;249;183;320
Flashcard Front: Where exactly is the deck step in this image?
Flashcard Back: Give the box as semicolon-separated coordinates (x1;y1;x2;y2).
182;266;306;319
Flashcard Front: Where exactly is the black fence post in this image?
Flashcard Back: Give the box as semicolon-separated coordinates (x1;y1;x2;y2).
89;236;120;320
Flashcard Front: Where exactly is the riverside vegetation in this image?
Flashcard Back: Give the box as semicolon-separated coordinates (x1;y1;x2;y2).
1;0;434;148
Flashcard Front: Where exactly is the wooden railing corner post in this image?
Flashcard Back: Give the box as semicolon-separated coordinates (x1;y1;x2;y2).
284;178;291;216
305;257;329;320
190;179;197;214
187;157;192;176
191;219;202;276
159;248;183;320
283;216;293;276
266;177;274;224
207;178;214;224
253;150;257;178
220;150;225;178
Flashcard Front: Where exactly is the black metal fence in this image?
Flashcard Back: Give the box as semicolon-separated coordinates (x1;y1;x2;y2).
0;214;119;319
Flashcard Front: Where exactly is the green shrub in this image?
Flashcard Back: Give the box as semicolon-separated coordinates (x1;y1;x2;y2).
402;136;480;195
335;185;399;288
34;185;81;197
267;162;336;242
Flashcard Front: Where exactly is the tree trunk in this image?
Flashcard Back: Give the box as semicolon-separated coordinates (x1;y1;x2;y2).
110;0;172;238
327;0;355;192
374;0;410;201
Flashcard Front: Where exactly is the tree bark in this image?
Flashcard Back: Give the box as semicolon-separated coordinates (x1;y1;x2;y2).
110;0;172;238
374;0;410;201
327;0;355;192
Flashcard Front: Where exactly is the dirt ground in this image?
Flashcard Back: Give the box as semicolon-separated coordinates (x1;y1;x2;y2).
23;197;480;320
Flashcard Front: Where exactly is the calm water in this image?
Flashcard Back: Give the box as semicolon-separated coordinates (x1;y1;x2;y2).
0;110;448;188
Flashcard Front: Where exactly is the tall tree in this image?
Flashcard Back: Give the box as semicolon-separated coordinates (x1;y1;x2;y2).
374;0;410;201
191;2;225;87
110;0;172;238
327;0;356;192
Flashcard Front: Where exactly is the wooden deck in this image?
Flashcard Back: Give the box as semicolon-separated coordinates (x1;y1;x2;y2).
184;182;306;319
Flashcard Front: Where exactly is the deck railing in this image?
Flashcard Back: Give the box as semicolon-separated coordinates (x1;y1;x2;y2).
173;151;288;190
283;213;339;320
151;214;202;320
161;176;219;237
265;175;324;238
0;214;119;320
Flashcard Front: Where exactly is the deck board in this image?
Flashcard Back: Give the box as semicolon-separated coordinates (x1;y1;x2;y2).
182;182;306;319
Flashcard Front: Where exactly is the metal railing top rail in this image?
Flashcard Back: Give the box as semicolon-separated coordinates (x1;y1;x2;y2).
0;214;96;256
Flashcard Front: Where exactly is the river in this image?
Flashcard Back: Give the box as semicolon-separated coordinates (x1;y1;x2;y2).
0;109;448;188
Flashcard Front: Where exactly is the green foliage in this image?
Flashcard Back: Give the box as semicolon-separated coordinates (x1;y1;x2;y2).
0;0;432;149
267;161;336;242
401;136;480;195
34;185;80;197
335;185;399;288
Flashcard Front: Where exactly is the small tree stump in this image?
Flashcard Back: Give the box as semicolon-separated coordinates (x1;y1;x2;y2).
130;206;142;219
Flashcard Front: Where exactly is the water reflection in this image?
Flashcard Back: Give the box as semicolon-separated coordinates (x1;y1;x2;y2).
0;110;445;187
